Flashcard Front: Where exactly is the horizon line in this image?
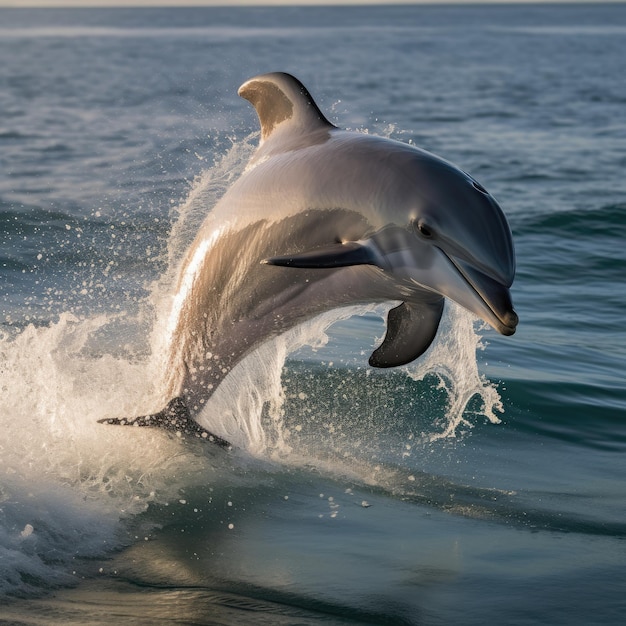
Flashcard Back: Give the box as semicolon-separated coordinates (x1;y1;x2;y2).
2;0;625;8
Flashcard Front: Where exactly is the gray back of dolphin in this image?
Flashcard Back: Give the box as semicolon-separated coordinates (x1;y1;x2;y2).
101;72;517;446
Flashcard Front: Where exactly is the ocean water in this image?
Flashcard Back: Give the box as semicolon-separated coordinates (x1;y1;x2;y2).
1;3;625;624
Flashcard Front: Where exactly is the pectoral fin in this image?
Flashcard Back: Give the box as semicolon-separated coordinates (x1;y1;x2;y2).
369;299;445;368
264;241;379;269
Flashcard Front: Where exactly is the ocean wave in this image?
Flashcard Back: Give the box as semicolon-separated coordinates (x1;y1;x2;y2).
516;203;626;239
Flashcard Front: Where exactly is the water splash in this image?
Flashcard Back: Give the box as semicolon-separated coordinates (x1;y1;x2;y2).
159;133;257;291
406;301;503;441
196;306;372;455
0;314;223;596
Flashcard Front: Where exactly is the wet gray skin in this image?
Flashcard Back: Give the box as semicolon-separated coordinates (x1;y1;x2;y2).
101;72;517;446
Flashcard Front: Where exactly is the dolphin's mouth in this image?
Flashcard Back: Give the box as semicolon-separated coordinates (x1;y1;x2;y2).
444;252;518;335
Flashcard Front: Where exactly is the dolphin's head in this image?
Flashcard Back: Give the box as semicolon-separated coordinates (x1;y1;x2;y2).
377;150;518;336
264;144;518;338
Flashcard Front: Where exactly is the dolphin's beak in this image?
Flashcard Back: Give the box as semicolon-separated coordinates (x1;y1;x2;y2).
436;250;518;336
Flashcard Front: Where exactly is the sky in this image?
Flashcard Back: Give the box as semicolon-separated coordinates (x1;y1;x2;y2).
0;0;622;7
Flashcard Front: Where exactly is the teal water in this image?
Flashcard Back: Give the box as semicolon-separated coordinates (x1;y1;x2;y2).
1;4;625;624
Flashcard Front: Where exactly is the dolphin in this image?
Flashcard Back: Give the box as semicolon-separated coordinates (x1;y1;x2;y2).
101;72;517;447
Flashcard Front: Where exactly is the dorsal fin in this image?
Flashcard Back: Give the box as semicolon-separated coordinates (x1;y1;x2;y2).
238;72;335;142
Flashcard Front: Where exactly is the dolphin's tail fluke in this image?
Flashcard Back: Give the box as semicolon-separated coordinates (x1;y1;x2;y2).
98;397;231;449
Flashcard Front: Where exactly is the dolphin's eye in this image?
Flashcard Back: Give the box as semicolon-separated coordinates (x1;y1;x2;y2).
414;220;434;239
472;180;488;194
